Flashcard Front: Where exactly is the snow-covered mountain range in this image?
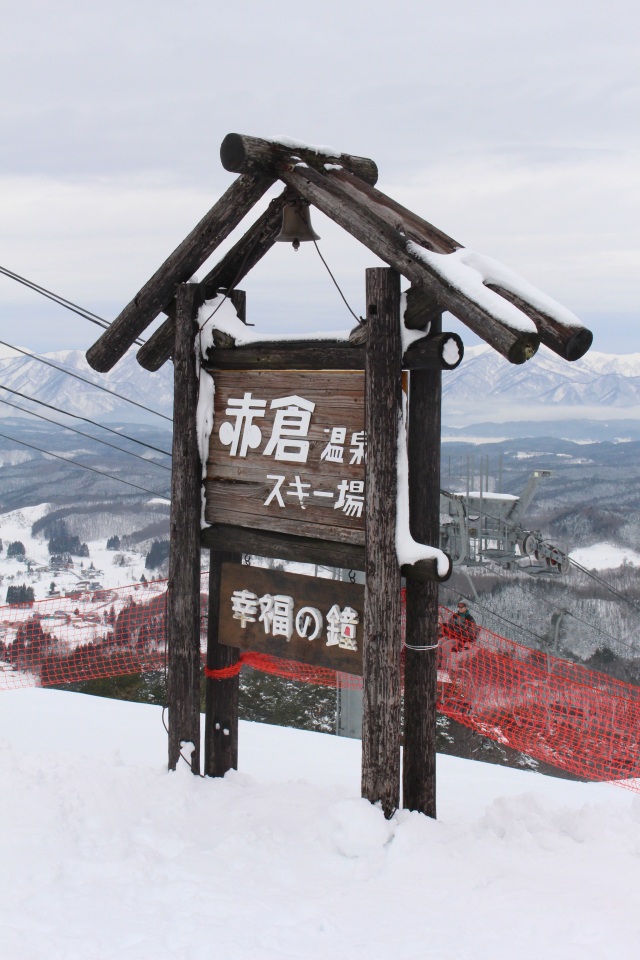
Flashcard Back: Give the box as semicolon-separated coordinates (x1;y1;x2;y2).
443;344;640;426
0;346;173;423
1;342;640;429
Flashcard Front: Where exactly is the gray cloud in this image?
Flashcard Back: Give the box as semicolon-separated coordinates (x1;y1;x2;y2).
0;0;638;353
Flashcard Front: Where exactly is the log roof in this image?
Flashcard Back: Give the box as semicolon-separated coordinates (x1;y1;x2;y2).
85;133;593;374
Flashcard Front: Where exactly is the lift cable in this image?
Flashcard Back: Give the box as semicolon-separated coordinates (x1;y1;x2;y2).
484;564;638;657
453;496;640;621
0;396;171;472
567;556;640;616
0;382;171;457
0;429;169;499
0;263;146;347
440;583;549;648
0;339;171;422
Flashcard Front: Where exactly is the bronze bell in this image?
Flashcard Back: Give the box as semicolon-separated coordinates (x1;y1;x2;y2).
275;200;320;251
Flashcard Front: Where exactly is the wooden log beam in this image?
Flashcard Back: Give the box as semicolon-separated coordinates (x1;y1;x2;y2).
362;267;403;819
330;167;460;254
202;522;365;570
87;173;274;372
204;339;365;371
204;550;241;777
403;332;464;371
278;165;539;365
486;284;593;361
330;170;593;360
201;524;449;583
403;285;444;330
401;555;452;583
403;314;444;818
328;170;593;361
166;284;202;773
200;331;462;372
221;132;378;186
136;191;289;372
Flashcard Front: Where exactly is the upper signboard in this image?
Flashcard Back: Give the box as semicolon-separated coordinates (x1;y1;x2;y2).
204;370;365;544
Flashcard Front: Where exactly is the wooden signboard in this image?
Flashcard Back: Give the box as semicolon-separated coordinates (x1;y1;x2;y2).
219;562;365;674
204;370;365;545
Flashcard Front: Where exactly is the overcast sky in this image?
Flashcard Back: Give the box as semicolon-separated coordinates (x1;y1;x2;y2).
0;0;638;357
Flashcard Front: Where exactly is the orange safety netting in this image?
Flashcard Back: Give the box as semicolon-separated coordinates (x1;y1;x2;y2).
1;576;639;790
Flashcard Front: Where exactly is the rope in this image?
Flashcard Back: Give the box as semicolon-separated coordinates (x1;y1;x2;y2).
312;240;365;325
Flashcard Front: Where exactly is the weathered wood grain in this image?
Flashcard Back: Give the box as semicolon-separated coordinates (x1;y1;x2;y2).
362;267;403;819
220;132;378;185
205;370;366;541
201;523;366;570
204;340;365;371
204;550;241;778
403;318;443;818
403;285;444;330
218;562;365;674
278;165;540;365
166;284;202;773
136;191;288;371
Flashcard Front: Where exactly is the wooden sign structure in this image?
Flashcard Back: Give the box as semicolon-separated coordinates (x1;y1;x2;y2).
205;370;366;545
219;562;365;675
85;132;594;820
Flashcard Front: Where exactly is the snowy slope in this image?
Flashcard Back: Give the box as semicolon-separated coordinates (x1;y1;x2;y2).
443;344;640;423
0;347;173;422
0;688;639;960
0;501;166;600
4;342;640;429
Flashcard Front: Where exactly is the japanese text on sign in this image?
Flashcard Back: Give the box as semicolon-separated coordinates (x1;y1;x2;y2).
217;390;366;514
230;588;359;651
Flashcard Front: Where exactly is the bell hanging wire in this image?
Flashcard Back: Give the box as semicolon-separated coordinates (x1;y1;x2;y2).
275;200;320;251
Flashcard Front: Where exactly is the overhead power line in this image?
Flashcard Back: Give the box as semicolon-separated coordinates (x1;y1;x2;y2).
0;382;171;457
0;338;171;422
568;557;640;616
485;564;638;657
0;428;169;499
0;263;146;346
0;396;171;471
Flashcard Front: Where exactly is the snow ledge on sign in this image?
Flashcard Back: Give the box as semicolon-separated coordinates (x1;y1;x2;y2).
198;296;351;346
407;243;541;335
396;413;450;577
399;291;430;354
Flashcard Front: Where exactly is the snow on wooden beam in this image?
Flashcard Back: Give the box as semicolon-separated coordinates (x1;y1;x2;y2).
136;190;289;372
316;168;593;363
279;164;539;364
220;133;379;186
86;174;274;373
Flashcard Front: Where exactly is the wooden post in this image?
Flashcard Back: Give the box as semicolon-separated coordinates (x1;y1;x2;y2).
362;267;403;818
204;551;242;776
166;283;202;773
402;311;444;817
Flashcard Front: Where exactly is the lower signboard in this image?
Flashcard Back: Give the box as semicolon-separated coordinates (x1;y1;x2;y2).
218;562;364;675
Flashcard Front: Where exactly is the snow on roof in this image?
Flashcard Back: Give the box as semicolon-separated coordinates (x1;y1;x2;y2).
407;243;539;334
268;135;344;158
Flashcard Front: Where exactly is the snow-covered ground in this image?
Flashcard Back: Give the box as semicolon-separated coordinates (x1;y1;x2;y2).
569;542;640;571
1;688;639;959
0;502;164;604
